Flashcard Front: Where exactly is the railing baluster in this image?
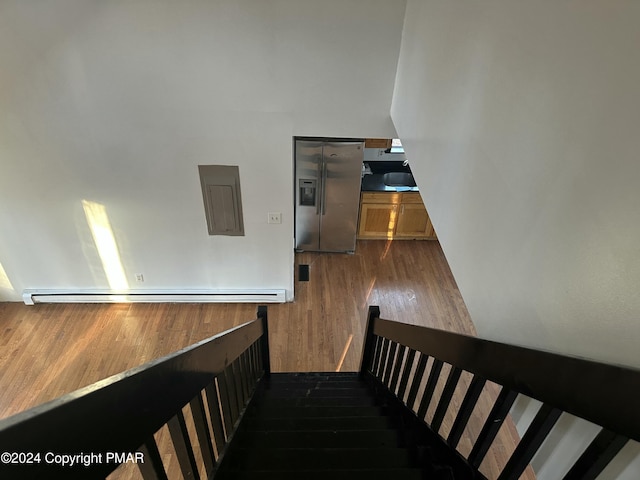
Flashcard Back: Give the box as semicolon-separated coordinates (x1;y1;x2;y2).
417;358;443;420
250;341;260;381
253;341;262;383
234;354;245;405
562;428;629;480
376;337;391;379
246;349;254;390
431;366;462;432
397;348;417;403
255;339;264;375
406;353;429;410
249;346;258;387
389;344;407;394
243;348;254;394
231;357;247;416
230;361;244;419
361;305;380;375
216;371;235;439
447;374;486;448
224;363;240;422
497;403;562;480
382;341;398;386
137;436;168;480
238;352;250;404
468;386;519;468
243;352;252;395
204;381;226;454
258;305;271;377
189;391;216;476
250;346;258;386
246;342;255;384
367;336;378;373
167;411;200;480
371;336;383;375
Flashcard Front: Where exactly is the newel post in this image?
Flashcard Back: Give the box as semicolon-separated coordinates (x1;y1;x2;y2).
257;305;271;378
360;305;380;377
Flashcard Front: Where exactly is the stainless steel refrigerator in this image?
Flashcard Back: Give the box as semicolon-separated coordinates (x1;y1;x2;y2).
295;138;364;253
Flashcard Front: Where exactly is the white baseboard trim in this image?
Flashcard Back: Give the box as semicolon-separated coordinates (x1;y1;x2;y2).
22;289;286;305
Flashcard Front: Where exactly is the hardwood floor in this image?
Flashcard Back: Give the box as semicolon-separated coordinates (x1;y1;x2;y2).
0;239;532;479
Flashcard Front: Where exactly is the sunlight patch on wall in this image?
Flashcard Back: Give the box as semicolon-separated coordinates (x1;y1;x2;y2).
82;200;129;291
0;261;14;292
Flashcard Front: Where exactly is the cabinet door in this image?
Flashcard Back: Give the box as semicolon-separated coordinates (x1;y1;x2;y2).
400;192;425;204
358;203;398;239
364;138;392;149
395;203;435;238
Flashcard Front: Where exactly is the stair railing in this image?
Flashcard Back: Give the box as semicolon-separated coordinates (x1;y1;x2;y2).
0;306;270;480
360;305;640;480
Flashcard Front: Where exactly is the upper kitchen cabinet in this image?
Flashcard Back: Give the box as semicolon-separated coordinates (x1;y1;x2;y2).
364;138;392;149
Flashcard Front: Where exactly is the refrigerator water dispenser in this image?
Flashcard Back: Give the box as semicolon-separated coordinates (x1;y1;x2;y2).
299;179;317;206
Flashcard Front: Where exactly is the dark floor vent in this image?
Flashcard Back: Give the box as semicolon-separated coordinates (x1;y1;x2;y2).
299;265;310;282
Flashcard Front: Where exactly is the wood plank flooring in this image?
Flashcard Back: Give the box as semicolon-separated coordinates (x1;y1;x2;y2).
0;239;533;479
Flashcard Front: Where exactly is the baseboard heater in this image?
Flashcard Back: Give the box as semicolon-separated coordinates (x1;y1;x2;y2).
22;289;286;305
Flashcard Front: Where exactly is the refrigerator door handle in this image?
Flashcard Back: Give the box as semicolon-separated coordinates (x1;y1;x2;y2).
321;159;328;215
316;159;323;215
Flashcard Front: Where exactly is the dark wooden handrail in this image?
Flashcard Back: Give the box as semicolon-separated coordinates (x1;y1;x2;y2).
0;308;269;479
363;314;640;442
361;306;640;479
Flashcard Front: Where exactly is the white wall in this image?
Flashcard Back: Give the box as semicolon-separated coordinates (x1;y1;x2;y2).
0;0;405;301
391;1;640;477
392;0;640;369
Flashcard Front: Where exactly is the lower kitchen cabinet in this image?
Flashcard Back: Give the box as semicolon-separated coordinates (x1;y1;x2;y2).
358;203;398;238
395;203;436;238
358;192;437;240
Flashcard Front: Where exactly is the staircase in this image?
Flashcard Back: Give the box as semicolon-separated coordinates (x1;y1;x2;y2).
215;372;470;480
1;306;638;480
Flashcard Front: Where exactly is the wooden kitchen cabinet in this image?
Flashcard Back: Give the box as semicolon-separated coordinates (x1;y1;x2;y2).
395;203;435;238
358;203;398;238
357;192;401;238
364;138;392;149
394;192;436;238
358;192;437;240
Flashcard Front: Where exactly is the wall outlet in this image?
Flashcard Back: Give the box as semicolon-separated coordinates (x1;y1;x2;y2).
268;212;282;224
135;273;144;282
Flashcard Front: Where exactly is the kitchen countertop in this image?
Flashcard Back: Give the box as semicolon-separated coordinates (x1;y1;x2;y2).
361;174;419;192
